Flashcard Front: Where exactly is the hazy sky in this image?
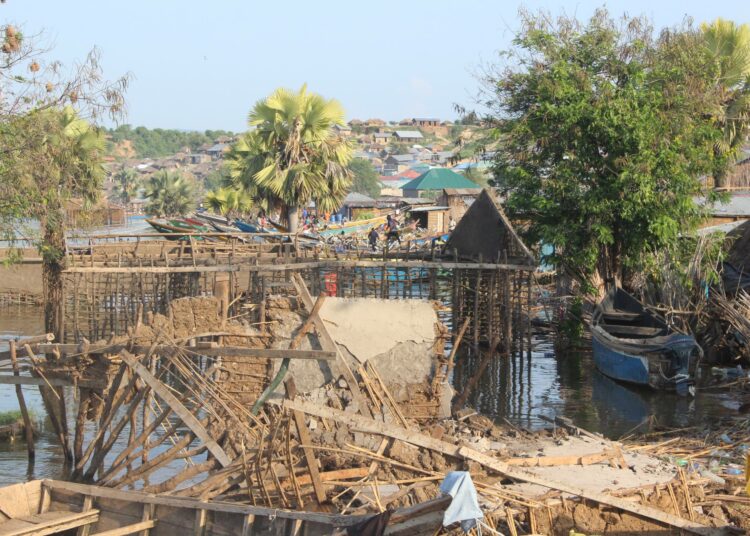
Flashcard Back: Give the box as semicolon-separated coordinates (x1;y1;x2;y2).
4;1;747;131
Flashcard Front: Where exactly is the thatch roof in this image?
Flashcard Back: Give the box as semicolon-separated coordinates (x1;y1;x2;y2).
446;189;535;265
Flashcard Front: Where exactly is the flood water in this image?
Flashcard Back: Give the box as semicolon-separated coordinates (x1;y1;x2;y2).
0;302;743;485
0;306;205;487
452;336;742;438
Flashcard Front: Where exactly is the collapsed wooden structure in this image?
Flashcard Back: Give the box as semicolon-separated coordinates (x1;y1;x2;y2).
0;277;739;534
0;192;741;534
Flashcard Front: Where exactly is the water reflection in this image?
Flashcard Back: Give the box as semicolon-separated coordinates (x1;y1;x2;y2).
453;336;741;438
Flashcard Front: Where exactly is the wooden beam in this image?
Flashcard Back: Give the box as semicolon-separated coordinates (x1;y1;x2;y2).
278;398;722;536
0;375;106;389
119;351;231;467
0;510;100;536
90;520;156;536
504;449;621;467
63;259;536;275
42;480;357;526
285;378;326;505
35;344;335;361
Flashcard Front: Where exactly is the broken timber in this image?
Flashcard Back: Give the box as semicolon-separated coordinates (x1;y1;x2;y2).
34;344;335;361
119;350;232;467
277;398;722;536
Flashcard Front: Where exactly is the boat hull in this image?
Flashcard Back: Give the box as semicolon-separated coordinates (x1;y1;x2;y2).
592;333;651;386
590;287;701;392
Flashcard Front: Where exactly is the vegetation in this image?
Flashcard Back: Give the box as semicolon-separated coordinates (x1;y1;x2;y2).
106;125;233;159
227;85;353;232
143;170;197;217
701;19;750;189
204;187;253;219
0;409;35;426
488;10;729;293
111;168;140;205
348;157;381;197
0;22;129;336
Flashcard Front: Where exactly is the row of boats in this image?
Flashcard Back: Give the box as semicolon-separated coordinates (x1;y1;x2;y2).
145;211;392;242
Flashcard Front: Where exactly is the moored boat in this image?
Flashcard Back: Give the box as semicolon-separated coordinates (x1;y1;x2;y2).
0;479;452;536
591;287;702;393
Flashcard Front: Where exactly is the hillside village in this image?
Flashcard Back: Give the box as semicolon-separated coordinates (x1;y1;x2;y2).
102;117;493;233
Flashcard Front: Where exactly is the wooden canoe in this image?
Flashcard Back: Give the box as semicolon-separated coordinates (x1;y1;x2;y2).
591;287;702;392
0;480;450;536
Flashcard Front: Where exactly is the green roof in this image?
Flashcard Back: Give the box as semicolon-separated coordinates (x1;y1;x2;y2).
401;168;477;191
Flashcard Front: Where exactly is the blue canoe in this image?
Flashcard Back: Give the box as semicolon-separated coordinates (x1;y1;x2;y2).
591;288;702;392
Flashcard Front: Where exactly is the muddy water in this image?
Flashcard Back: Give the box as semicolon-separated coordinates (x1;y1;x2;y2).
452;336;741;438
0;304;742;486
0;306;201;487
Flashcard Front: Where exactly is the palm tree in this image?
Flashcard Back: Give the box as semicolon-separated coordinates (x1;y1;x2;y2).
230;85;353;232
143;170;196;217
701;19;750;189
111;168;140;205
205;187;253;220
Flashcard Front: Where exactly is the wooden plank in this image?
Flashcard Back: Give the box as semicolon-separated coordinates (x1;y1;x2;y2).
0;510;99;536
64;265;243;274
35;344;335;361
63;259;535;275
0;375;106;389
90;520;156;536
285;378;326;505
240;515;254;536
119;351;231;467
505;449;620;467
193;509;206;536
279;399;722;536
77;495;94;536
42;480;356;526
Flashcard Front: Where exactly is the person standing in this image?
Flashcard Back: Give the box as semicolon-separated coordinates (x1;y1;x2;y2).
386;214;400;245
368;227;379;251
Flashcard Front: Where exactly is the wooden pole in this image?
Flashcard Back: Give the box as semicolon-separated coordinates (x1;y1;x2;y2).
9;340;34;460
284;378;327;505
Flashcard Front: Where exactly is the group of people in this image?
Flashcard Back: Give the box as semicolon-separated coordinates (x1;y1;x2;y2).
367;214;403;251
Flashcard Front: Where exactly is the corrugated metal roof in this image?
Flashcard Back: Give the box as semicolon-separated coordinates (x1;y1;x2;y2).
696;192;750;217
402;168;477;191
342;192;376;204
394;130;423;138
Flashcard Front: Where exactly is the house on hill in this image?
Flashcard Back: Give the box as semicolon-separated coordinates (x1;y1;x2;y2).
393;130;423;143
383;154;416;175
332;124;352;136
373;132;392;145
401;168;477;198
412;118;440;127
206;143;229;160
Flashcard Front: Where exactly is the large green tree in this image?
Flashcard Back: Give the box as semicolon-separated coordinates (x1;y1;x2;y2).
701;19;750;189
230;85;353;232
489;10;726;293
5;107;107;335
0;19;129;338
348;157;381;198
143;170;196;217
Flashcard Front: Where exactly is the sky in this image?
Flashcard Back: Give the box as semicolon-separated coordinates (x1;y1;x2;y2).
3;1;747;132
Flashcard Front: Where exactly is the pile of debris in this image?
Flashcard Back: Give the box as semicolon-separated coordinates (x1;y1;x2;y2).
6;276;747;534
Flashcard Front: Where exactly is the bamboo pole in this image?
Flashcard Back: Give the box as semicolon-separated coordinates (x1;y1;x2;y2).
9;340;34;460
